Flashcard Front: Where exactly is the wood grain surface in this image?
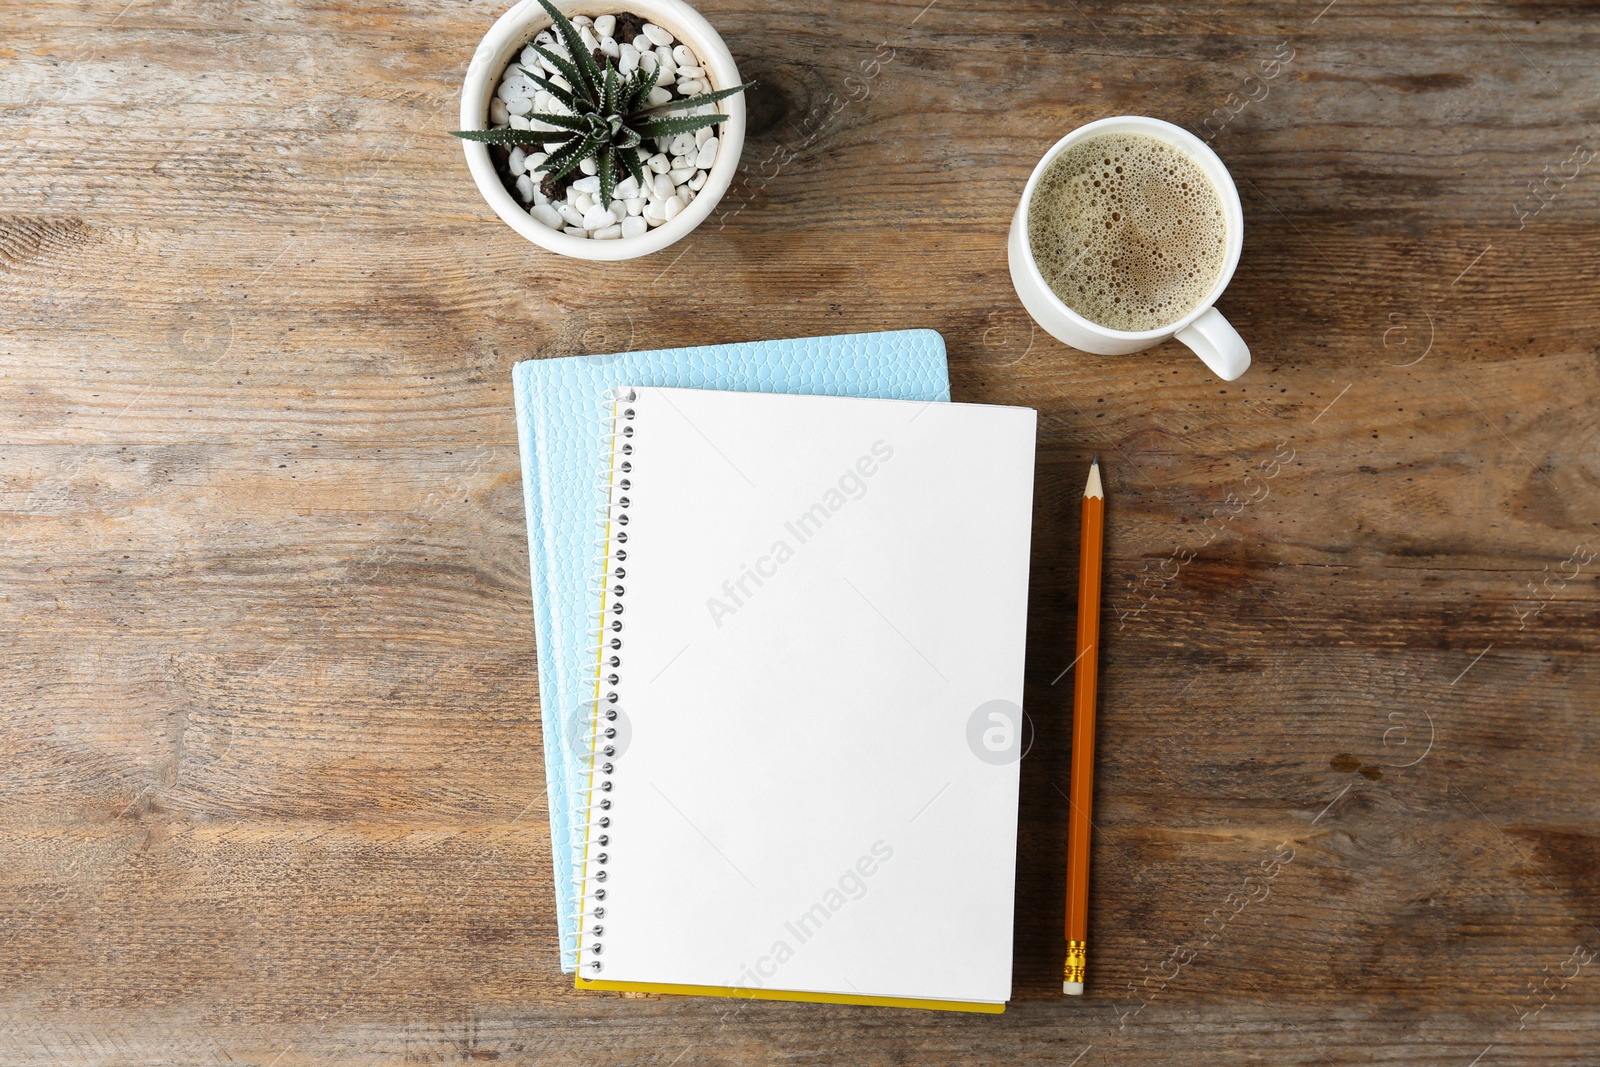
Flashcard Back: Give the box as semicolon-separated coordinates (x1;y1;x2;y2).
4;0;1599;1063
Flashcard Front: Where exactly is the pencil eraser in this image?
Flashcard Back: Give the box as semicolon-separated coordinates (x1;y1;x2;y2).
1063;981;1084;995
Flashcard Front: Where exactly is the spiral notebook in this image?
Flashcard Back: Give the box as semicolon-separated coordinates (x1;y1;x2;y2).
570;387;1037;1012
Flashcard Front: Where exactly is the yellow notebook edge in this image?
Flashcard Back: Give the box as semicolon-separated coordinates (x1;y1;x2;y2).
575;976;1005;1014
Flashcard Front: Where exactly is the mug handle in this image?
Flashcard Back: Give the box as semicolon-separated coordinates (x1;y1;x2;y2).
1176;307;1250;381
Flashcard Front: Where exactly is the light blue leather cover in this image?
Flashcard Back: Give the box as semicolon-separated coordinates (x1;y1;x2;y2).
512;330;951;969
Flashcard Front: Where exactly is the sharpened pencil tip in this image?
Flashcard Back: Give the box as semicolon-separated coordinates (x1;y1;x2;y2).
1084;459;1104;500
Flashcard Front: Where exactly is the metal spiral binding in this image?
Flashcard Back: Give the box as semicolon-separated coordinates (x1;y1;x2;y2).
566;387;637;975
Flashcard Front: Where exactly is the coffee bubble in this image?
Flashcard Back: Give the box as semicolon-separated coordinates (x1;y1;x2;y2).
1027;132;1227;333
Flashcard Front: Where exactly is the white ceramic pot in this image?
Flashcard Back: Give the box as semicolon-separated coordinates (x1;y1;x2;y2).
459;0;747;261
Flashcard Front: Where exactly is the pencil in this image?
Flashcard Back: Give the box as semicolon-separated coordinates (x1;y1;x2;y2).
1064;455;1104;995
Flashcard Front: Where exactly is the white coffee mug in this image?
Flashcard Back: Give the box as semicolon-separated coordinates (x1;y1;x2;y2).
1007;116;1250;381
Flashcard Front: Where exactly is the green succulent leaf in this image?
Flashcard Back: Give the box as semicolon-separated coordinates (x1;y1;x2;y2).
528;44;595;109
517;65;583;113
452;127;553;146
524;111;591;133
551;131;605;183
633;114;727;140
539;131;594;182
598;144;616;206
601;60;619;116
629;81;754;120
537;0;603;104
619;143;646;188
623;67;655;113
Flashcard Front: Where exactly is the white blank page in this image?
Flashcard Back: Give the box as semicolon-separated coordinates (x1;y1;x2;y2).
590;387;1035;1005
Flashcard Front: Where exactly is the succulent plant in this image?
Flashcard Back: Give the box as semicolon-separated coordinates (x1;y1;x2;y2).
453;0;752;205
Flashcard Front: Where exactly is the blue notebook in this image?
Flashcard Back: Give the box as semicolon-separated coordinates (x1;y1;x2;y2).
511;330;951;969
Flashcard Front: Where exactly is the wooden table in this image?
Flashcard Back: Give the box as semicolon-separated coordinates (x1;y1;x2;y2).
5;0;1598;1062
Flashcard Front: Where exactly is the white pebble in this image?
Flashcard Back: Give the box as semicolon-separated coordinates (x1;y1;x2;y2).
535;30;554;46
643;200;666;223
593;14;616;36
625;196;646;215
676;65;703;80
670;154;690;170
695;125;713;146
521;44;542;67
574;192;595;213
582;203;615;229
579;156;598;176
669;132;696;157
696;137;718;168
651;172;674;200
677;79;706;97
572;174;602;194
661;195;684;221
572;14;592;26
672;44;694;66
618;46;638;75
496;81;522;104
640;50;658;76
592;223;623;239
564;225;587;237
531;203;564;229
642;22;673;46
515;174;534;202
614;175;640;199
544;140;565;153
669;166;694;184
579;27;599;52
509;147;528;175
621;215;647;238
612;201;629;223
688;170;709;190
528;151;548;168
557;202;585;227
509;115;531;130
647;153;670;174
646;86;671;107
490;100;511;126
683;187;696;204
600;37;620;59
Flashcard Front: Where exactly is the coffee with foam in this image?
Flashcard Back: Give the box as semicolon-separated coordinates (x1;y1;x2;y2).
1027;132;1228;333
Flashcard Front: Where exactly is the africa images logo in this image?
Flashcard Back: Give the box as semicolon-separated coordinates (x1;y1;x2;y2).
727;841;895;989
705;440;895;628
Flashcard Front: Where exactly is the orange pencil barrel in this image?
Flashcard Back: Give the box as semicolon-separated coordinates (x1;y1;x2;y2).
1064;459;1104;994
